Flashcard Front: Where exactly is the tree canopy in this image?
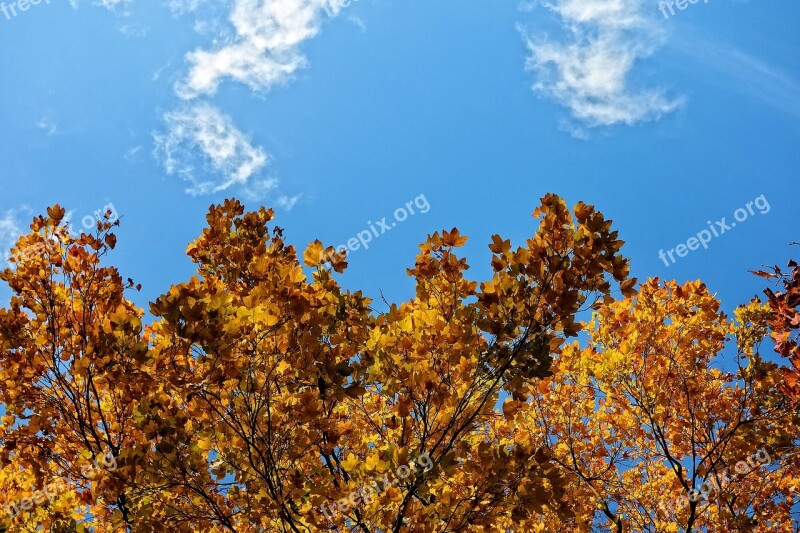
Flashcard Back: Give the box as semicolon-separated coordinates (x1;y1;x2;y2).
0;197;797;532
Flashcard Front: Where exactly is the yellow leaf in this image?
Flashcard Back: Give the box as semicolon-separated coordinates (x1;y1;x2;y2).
303;240;324;267
341;454;360;471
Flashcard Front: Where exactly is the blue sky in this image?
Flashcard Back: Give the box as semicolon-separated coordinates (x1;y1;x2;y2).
0;0;798;318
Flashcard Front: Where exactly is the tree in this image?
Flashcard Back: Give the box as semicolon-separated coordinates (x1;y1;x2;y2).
506;279;799;532
0;196;795;532
0;206;151;532
135;195;631;532
755;257;800;404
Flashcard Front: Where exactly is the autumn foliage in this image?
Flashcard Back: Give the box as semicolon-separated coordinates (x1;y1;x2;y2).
0;197;797;532
756;258;800;403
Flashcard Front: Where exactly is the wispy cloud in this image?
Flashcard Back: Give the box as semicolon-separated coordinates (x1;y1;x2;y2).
95;0;133;12
124;145;143;163
242;176;279;197
152;103;300;209
674;37;800;119
175;0;332;99
152;61;172;82
0;208;28;266
276;194;301;210
154;102;269;196
522;0;683;130
117;22;149;37
241;178;301;210
166;0;207;15
347;15;366;33
67;0;133;12
36;117;58;136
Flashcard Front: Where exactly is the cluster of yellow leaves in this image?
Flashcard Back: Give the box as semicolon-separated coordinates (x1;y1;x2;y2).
0;206;147;532
503;279;799;532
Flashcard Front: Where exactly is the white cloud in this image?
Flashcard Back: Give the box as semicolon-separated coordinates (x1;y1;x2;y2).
117;23;150;37
276;194;301;211
125;145;143;163
152;61;172;82
153;103;269;196
166;0;208;15
36;117;58;136
241;179;302;211
176;0;333;98
523;0;683;129
0;209;27;266
242;176;280;199
165;0;188;12
94;0;133;11
68;0;133;11
347;15;366;32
